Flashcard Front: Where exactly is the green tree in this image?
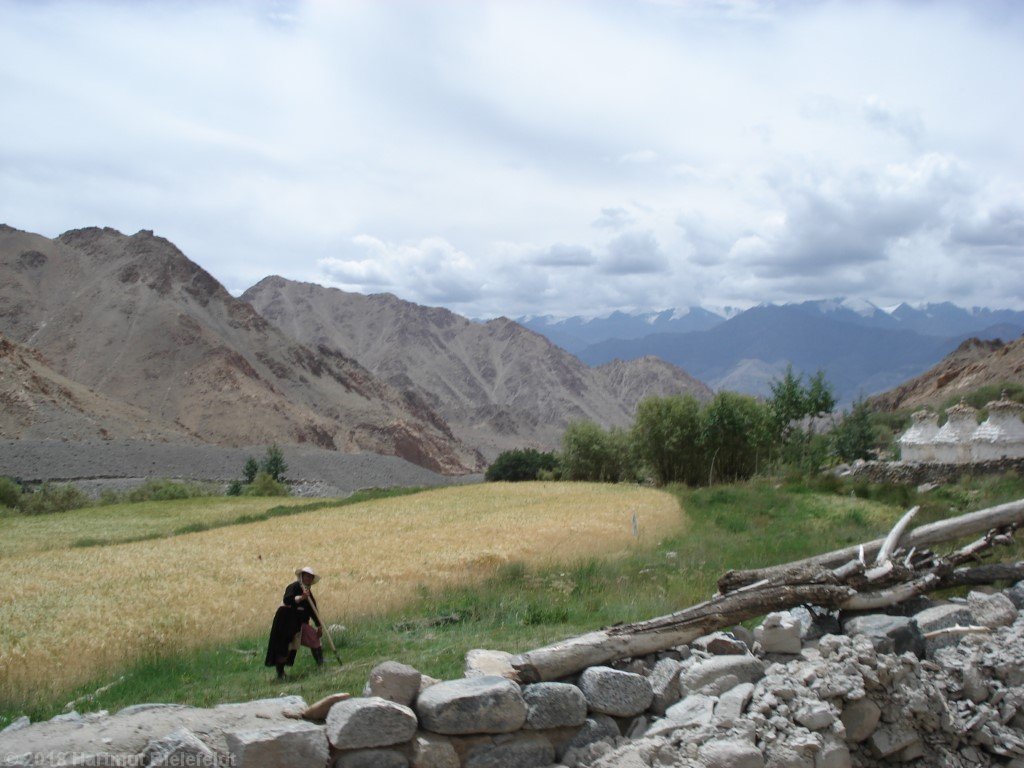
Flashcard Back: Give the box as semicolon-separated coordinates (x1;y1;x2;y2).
632;395;705;486
485;449;558;482
561;422;635;483
702;392;772;484
831;398;875;462
242;457;260;484
260;445;288;482
767;365;836;472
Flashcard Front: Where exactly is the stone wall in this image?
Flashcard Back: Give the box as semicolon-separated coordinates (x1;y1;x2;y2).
848;457;1024;486
5;583;1024;768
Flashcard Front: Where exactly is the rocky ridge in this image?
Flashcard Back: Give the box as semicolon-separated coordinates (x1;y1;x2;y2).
0;225;483;474
870;336;1024;412
242;277;712;460
5;584;1024;767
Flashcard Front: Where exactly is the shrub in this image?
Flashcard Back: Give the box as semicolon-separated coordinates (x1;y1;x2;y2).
127;479;210;503
17;483;90;515
485;449;558;482
261;444;288;482
226;480;243;497
244;471;289;497
561;422;637;483
0;476;22;509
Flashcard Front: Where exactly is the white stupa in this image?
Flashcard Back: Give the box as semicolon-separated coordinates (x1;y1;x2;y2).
932;400;979;464
971;393;1024;462
898;410;939;463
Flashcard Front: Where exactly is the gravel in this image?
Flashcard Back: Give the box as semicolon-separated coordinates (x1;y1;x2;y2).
0;440;482;498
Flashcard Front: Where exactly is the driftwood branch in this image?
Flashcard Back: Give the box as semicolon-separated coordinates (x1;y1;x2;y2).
510;499;1024;684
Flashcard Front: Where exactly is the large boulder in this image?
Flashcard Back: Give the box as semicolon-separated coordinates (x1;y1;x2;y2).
648;657;683;715
410;733;459;768
464;649;515;678
755;612;802;654
967;591;1019;629
335;748;409;768
415;676;527;735
363;661;423;707
521;682;587;729
578;666;653;717
698;739;765;768
840;698;881;743
143;727;216;767
462;732;555;768
841;614;924;656
225;721;329;768
326;697;418;749
681;655;764;694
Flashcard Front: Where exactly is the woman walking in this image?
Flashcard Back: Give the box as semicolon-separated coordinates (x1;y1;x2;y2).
265;566;324;680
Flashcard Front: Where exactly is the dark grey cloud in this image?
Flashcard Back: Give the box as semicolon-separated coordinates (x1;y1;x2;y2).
740;155;971;279
601;230;669;275
950;204;1024;253
533;243;595;267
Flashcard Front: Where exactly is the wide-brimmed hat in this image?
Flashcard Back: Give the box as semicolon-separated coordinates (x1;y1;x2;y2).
295;566;320;584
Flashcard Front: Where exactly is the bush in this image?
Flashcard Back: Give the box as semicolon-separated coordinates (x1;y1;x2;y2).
561;422;637;483
244;471;289;497
226;480;244;497
17;483;90;515
0;476;22;509
126;479;210;503
261;444;288;482
485;449;558;482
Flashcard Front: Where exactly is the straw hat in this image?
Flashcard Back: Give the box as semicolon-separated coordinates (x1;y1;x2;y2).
295;566;320;584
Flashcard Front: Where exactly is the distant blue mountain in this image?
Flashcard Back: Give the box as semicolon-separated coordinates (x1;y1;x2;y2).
517;307;725;355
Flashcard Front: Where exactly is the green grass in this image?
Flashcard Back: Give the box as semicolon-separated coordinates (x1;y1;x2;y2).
3;473;1022;726
0;487;424;556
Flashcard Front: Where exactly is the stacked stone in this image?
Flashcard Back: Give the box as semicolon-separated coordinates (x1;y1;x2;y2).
7;583;1024;767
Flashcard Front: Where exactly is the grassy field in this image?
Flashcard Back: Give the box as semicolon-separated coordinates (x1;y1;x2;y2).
0;482;680;714
3;472;1022;727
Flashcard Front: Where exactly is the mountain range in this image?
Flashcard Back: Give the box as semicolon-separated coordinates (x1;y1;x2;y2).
0;225;709;469
523;299;1024;402
241;277;711;459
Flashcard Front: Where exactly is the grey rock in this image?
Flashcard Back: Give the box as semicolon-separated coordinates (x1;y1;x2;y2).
968;591;1019;629
755;612;802;654
0;717;30;734
463;732;555;768
649;657;683;715
789;605;841;640
363;661;423;707
144;727;217;767
867;725;920;758
562;715;620;758
326;697;418;749
962;666;989;703
664;693;717;728
681;655;765;694
1006;580;1024;609
840;698;880;743
841;614;924;656
692;631;749;655
794;701;834;731
913;603;973;632
521;682;587;730
698;739;765;768
578;666;653;717
410;733;459;768
815;736;851;768
225;721;330;768
117;703;189;717
714;682;755;726
415;676;527;735
464;649;515;678
334;748;409;768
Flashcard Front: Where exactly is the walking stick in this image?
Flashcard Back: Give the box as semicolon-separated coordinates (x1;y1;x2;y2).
304;593;344;666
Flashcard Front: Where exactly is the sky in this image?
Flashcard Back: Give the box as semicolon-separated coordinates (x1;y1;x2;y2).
2;0;1023;319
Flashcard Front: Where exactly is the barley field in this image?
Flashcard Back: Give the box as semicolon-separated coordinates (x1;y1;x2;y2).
0;482;682;705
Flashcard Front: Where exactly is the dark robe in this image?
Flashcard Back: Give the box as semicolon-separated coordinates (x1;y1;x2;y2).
264;580;321;667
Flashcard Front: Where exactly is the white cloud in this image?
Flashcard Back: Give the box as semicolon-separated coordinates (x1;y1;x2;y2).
1;0;1023;315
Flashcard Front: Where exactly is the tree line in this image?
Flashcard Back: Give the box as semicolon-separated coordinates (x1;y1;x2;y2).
486;367;878;486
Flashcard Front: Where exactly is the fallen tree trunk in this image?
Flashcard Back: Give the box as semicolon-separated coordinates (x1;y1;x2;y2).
717;498;1024;593
510;499;1024;684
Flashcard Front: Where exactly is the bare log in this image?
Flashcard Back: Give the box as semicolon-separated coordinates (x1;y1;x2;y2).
875;506;919;564
719;499;1024;593
510;502;1024;684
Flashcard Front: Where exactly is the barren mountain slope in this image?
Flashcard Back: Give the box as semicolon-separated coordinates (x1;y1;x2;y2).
243;277;711;458
0;225;482;473
0;335;193;442
869;336;1024;411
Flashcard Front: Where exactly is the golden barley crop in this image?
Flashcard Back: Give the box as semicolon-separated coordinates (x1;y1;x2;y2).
0;482;682;704
0;496;316;556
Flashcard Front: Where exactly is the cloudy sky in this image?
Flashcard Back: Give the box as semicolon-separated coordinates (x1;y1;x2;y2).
2;0;1023;318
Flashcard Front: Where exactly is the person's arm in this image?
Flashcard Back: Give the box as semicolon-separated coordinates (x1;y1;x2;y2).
309;593;322;629
283;582;303;606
